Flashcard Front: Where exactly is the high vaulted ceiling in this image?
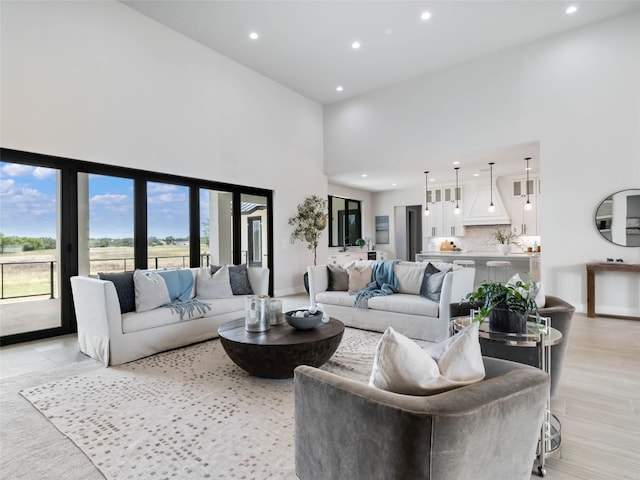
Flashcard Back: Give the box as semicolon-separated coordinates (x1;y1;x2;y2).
123;0;638;105
122;1;639;191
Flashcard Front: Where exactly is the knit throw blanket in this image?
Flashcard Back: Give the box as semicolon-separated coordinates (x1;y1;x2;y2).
161;298;212;320
354;259;400;307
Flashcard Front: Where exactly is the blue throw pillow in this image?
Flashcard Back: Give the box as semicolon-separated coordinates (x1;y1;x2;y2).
419;263;451;302
98;271;135;313
156;269;194;302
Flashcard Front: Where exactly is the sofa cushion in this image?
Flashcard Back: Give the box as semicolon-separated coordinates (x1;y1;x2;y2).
133;270;171;313
212;264;254;295
197;266;234;299
508;273;546;309
419;263;452;302
367;293;439;317
346;264;372;294
369;323;485;395
156;269;194;302
394;263;427;295
315;291;355;308
98;271;135;313
327;265;349;291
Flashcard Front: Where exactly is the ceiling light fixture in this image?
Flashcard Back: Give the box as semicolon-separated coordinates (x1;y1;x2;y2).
524;157;533;211
361;174;368;178
424;171;430;216
566;5;578;14
351;41;361;49
488;162;496;213
421;11;431;21
336;86;343;92
249;32;259;40
454;167;461;215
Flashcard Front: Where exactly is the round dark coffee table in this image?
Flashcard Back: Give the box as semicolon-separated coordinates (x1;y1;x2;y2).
218;318;345;378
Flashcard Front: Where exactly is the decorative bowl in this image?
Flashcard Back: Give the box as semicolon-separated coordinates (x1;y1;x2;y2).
285;309;323;330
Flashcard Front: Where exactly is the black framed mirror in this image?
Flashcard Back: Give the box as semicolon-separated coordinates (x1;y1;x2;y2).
328;196;362;247
594;188;640;247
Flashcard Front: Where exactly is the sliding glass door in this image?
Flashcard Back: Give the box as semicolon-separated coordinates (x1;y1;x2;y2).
0;161;62;337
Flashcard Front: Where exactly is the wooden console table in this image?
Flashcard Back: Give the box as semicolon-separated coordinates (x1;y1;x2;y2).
586;263;640;320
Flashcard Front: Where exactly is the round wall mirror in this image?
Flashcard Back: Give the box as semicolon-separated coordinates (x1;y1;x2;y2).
594;188;640;247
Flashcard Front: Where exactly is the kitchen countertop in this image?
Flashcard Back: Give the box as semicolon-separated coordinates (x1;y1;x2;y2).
417;251;540;259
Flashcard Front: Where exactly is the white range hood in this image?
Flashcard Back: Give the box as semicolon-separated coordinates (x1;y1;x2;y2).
462;185;510;225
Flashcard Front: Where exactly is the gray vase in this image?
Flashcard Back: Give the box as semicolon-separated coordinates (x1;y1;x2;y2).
489;306;527;334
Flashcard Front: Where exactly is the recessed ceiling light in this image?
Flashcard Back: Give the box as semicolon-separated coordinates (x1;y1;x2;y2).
565;5;578;14
453;161;460;165
391;183;397;186
385;28;393;35
361;174;368;178
473;173;480;177
351;41;361;49
249;32;259;40
336;86;344;92
420;11;431;21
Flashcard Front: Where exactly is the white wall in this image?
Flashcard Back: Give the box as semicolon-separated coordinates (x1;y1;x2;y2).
1;1;325;296
325;12;640;315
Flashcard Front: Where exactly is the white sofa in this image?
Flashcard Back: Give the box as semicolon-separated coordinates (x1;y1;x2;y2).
307;261;475;342
71;266;269;366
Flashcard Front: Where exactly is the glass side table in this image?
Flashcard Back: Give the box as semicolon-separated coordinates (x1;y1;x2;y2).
452;316;563;477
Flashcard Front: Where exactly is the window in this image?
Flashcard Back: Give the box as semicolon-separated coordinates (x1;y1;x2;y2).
147;182;189;269
328;196;362;247
0;147;273;345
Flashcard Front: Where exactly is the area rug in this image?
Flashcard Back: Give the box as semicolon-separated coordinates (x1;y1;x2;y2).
20;328;398;480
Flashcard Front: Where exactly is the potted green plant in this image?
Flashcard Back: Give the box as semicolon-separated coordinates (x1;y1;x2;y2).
491;228;520;255
465;279;538;333
288;195;328;291
354;238;366;249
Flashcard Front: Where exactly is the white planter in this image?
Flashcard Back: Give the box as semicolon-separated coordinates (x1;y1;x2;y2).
497;244;512;255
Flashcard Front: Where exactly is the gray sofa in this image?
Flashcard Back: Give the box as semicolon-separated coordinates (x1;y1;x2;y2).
294;357;549;480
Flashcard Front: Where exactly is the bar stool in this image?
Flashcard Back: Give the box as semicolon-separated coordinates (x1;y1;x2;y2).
486;260;511;284
453;259;475;268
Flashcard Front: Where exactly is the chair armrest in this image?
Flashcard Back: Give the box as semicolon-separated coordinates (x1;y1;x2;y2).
248;267;269;295
70;276;123;366
307;265;329;307
439;268;475;322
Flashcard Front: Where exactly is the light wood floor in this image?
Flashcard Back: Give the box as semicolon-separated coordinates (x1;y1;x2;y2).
1;305;639;479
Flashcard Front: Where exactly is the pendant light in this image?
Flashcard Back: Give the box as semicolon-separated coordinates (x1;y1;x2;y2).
488;162;496;213
424;171;430;216
524;157;533;211
453;167;461;215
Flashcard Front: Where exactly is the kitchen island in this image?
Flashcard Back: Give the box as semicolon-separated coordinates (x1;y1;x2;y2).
416;251;541;287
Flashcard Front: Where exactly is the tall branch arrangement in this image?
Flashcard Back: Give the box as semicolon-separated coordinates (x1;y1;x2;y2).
288;195;328;266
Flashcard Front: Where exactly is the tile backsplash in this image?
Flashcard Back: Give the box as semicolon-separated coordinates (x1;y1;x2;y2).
425;225;541;253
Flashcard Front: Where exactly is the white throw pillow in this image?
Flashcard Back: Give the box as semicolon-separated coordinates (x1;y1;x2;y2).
369;323;485;395
196;265;234;299
507;274;546;309
346;264;373;294
394;263;427;295
133;270;171;313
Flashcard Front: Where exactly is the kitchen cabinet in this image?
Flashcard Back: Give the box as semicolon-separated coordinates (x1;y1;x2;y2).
328;250;386;265
511;177;540;235
425;186;463;237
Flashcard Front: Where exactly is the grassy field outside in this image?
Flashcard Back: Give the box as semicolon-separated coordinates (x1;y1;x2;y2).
0;245;208;300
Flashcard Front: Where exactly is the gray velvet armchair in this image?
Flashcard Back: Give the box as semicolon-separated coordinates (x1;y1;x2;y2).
294;357;549;480
451;295;575;396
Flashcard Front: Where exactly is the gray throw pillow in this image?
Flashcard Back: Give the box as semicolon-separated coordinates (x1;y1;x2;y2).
327;265;349;291
419;263;452;302
212;264;254;295
98;271;135;313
